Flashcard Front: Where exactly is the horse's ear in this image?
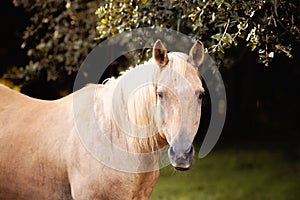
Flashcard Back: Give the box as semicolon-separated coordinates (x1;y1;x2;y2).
153;39;169;67
188;40;205;67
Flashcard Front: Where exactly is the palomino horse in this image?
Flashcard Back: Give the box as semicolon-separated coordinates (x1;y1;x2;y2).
0;40;205;199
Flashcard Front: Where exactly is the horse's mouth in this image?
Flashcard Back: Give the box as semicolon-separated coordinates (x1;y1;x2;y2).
174;166;191;171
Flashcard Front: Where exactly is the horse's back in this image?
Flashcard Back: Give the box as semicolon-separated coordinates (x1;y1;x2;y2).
0;84;73;199
0;84;51;136
0;84;45;115
0;84;28;107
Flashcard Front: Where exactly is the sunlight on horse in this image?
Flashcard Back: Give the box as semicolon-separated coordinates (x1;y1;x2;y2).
0;39;205;199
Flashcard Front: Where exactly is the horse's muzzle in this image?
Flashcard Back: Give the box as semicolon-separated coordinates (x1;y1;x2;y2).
168;145;194;171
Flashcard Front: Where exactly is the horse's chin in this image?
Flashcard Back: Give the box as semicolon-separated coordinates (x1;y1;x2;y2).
171;162;192;171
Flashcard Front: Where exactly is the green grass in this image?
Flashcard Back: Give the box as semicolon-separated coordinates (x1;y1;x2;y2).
150;146;300;200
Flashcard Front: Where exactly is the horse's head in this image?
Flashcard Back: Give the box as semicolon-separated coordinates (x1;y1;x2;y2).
153;40;205;171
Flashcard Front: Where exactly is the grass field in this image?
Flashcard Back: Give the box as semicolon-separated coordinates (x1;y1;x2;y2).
150;141;300;200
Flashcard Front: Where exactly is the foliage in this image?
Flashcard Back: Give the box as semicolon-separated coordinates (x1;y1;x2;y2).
5;0;100;85
96;0;300;67
4;0;300;86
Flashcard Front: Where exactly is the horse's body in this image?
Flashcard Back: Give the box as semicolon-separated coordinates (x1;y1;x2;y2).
0;84;159;199
0;40;205;199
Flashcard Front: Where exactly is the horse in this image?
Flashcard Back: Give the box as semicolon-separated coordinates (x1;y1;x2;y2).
0;39;205;199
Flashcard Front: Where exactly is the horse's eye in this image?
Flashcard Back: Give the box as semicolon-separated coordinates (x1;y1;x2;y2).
197;91;205;100
157;91;164;99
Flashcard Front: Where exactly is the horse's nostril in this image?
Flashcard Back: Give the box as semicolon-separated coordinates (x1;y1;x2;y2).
169;146;175;156
186;145;194;155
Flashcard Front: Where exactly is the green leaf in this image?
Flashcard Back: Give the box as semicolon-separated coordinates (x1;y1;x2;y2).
211;33;222;41
217;45;225;53
215;0;224;6
251;44;257;51
223;33;233;44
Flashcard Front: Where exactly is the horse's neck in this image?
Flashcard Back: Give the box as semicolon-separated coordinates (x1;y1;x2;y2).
72;81;167;172
93;84;166;153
